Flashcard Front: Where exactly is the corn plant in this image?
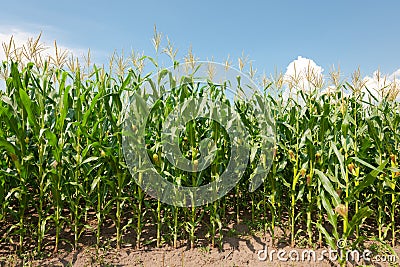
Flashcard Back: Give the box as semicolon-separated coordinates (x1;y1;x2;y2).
1;33;400;267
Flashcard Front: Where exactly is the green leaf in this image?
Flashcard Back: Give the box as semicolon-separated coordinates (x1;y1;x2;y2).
90;176;101;192
350;159;388;197
332;143;346;182
44;130;57;147
19;88;38;129
315;169;341;207
81;156;99;165
345;207;373;238
320;191;338;239
82;91;102;127
316;223;337;249
0;137;17;155
352;156;381;171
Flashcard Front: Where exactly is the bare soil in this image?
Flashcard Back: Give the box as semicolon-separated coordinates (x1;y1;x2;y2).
1;222;399;267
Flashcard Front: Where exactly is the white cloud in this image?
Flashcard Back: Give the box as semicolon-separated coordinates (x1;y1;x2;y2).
284;56;324;89
0;27;89;91
281;56;325;103
389;69;400;81
0;27;87;62
280;56;400;104
285;56;324;77
362;69;400;102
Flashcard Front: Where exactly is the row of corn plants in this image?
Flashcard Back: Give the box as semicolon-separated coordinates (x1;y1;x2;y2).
0;35;400;265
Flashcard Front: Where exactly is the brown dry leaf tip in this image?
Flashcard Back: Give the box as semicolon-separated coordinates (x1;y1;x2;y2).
273;147;277;159
390;154;396;164
306;174;312;186
347;163;355;173
10;154;18;162
51;160;58;169
300;168;307;177
348;163;359;176
395;172;400;177
288;150;295;161
335;204;348;218
315;152;321;163
336;188;342;197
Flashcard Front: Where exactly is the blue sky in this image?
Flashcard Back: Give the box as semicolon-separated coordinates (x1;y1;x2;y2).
1;0;399;80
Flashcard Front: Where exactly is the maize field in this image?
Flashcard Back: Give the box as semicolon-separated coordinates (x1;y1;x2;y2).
0;33;400;266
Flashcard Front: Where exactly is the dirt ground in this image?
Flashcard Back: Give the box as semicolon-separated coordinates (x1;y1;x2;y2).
1;223;399;267
0;215;398;267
